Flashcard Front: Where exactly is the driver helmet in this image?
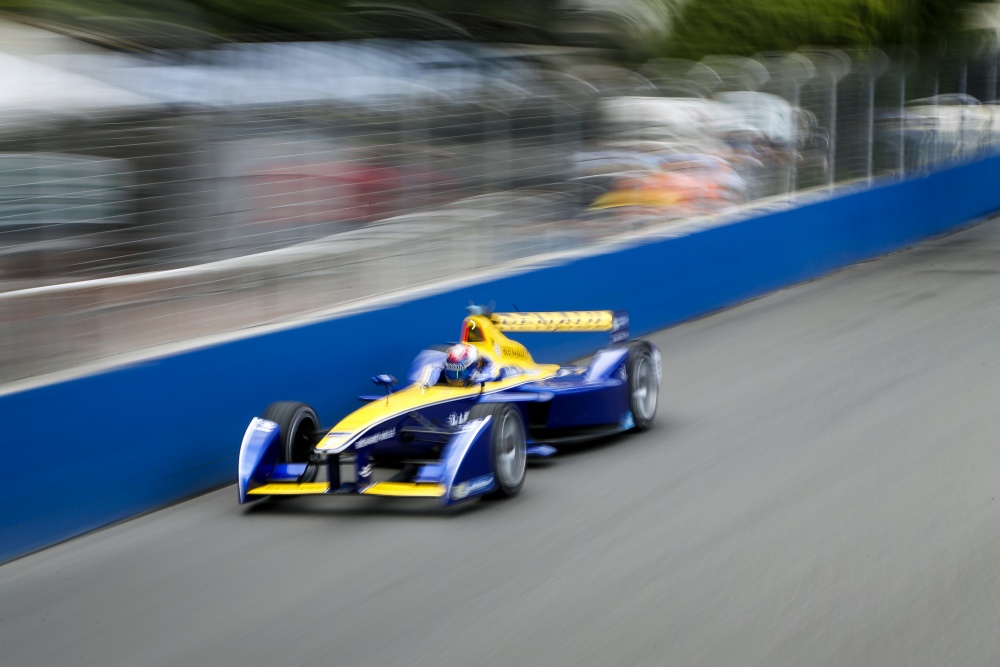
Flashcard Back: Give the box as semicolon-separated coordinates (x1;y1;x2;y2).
444;343;480;386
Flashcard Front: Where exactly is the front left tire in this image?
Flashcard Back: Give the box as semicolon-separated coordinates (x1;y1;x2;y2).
262;401;320;482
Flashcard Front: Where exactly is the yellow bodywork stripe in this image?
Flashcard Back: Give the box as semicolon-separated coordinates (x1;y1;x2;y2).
247;482;330;495
361;482;446;497
318;367;558;449
315;312;573;452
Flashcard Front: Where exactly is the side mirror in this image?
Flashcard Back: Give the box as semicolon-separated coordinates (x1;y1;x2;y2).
372;374;397;402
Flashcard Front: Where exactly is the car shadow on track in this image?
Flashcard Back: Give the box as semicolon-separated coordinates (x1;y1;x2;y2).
238;421;671;520
242;495;494;519
548;426;665;458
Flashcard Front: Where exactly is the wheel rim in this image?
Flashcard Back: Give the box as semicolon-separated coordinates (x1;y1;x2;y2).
496;411;525;488
632;355;657;422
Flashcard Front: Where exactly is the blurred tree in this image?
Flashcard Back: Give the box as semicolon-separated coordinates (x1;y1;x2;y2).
1;0;994;56
662;0;996;60
194;0;355;40
347;1;562;42
0;0;564;45
0;0;219;48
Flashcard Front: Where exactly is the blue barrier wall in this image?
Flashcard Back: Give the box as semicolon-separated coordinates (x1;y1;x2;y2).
3;156;1000;563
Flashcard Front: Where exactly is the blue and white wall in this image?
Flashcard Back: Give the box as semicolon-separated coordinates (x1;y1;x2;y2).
2;156;998;564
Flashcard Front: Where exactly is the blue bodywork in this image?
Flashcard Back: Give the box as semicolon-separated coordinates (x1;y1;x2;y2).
400;343;640;440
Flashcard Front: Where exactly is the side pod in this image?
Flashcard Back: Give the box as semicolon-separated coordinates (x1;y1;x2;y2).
439;416;496;507
237;418;282;504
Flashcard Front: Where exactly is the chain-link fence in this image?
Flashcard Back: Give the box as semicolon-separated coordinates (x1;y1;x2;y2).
3;41;1000;386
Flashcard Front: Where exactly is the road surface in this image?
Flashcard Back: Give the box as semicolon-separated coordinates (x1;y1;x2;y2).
3;218;1000;666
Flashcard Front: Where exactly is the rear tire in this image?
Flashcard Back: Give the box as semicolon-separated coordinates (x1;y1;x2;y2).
261;401;320;482
468;402;526;498
627;341;659;430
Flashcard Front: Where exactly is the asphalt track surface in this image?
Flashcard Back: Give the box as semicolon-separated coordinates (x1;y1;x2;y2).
5;217;1000;667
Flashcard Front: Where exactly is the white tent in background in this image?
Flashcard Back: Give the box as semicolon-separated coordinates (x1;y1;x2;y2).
0;20;156;127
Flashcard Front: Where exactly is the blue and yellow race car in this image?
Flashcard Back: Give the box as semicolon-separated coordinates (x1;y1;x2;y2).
238;306;660;506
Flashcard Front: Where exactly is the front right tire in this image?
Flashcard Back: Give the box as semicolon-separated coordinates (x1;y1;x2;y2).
468;402;527;498
627;341;659;430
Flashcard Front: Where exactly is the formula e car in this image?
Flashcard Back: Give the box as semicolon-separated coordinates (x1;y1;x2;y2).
238;306;660;506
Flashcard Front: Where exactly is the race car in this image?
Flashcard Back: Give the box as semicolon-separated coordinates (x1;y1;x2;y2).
238;306;660;507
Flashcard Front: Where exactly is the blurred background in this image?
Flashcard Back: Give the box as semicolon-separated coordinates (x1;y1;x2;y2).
3;0;1000;384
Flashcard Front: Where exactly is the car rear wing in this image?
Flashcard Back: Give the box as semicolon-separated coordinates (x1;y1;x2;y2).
490;310;629;342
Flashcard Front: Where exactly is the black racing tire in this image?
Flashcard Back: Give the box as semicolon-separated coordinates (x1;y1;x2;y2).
261;401;320;482
626;341;659;431
468;402;527;499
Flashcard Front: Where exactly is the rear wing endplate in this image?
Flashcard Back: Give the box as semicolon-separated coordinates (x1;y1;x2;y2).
490;310;629;342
